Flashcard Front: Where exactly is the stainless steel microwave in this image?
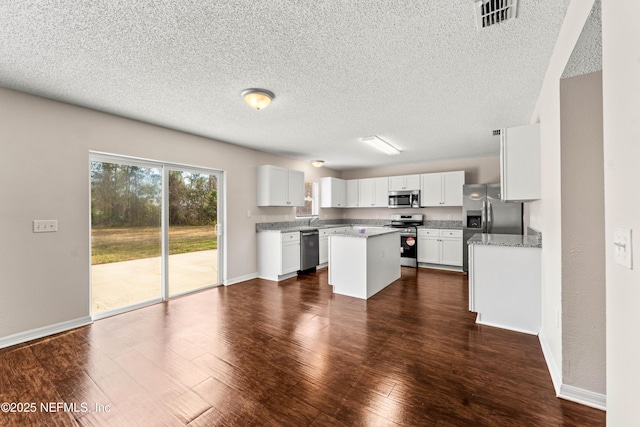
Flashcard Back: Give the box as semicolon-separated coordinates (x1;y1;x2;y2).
388;190;420;208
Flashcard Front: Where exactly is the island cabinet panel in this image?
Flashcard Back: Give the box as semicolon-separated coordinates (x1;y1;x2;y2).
469;243;541;334
257;165;305;207
329;231;400;299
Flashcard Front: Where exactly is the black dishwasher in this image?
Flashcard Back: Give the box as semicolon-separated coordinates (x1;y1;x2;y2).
299;230;319;273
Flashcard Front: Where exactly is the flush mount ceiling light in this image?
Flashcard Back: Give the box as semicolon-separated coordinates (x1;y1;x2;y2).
362;136;401;155
241;88;275;110
311;160;325;168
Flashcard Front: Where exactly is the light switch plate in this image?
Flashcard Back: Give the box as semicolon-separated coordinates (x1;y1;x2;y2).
33;219;58;233
614;228;633;269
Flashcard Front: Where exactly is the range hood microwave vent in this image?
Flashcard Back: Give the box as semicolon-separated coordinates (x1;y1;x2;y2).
475;0;519;30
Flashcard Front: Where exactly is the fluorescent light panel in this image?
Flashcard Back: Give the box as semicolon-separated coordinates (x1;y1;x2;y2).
362;136;400;155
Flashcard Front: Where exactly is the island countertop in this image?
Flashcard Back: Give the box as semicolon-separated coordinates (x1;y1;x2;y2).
467;233;542;248
331;228;400;238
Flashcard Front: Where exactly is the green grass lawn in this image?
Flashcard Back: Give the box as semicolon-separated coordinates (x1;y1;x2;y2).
92;225;217;265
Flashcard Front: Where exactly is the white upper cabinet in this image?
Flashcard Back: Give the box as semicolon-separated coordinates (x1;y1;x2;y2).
388;174;420;191
257;165;305;207
320;177;346;208
287;169;305;206
420;171;465;207
346;179;360;207
374;177;389;207
500;123;540;201
442;171;465;206
358;177;388;207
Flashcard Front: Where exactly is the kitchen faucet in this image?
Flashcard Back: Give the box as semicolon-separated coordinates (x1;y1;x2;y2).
309;216;319;225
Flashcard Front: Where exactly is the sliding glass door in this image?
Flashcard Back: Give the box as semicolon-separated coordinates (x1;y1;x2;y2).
168;169;219;296
90;160;163;315
90;154;223;318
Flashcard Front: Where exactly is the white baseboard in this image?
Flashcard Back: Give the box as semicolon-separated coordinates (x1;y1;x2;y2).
224;272;258;286
475;318;539;335
0;316;93;350
417;263;463;272
539;329;562;395
559;384;606;411
538;331;606;410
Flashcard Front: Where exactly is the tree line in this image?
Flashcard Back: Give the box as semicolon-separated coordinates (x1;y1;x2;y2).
91;162;217;228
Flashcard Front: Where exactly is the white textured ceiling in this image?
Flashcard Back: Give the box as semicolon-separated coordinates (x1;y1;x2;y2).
0;1;571;170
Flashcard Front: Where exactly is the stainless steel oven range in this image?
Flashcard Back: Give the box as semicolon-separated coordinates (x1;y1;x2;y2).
385;214;424;267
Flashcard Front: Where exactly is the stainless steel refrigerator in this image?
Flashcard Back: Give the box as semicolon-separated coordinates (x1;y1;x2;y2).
462;184;523;272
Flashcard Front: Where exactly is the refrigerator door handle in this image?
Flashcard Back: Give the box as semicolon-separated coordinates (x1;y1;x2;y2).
487;201;493;233
481;201;487;232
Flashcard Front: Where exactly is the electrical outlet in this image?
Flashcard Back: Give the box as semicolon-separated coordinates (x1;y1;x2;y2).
33;220;58;233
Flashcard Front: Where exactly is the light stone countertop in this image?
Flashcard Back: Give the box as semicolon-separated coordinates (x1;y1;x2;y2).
467;233;542;248
330;228;400;239
417;220;463;230
256;224;348;233
256;219;459;233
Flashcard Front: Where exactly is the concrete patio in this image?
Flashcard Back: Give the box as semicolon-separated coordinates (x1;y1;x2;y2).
91;249;218;314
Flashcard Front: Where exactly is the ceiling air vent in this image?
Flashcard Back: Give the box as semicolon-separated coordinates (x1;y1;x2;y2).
475;0;519;30
492;129;502;136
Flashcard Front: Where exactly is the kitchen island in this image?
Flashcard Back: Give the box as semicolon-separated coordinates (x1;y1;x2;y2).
328;228;401;299
468;232;541;335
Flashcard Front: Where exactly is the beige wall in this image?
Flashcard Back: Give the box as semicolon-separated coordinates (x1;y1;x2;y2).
0;87;341;340
602;1;640;424
528;0;597;397
340;156;500;221
560;71;605;394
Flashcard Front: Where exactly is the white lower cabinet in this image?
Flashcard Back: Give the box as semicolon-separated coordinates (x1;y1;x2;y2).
319;227;350;265
258;231;301;281
319;236;329;264
281;232;301;275
417;229;462;268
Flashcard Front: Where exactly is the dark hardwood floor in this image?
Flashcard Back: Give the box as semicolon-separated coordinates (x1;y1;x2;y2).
0;267;605;426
